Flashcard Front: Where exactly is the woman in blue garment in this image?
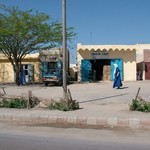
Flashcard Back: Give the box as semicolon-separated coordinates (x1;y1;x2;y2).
113;64;122;89
20;66;26;85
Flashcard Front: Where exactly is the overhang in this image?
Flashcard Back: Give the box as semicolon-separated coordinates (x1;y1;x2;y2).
77;43;137;51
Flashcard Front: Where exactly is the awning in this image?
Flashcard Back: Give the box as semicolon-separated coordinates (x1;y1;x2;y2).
77;43;137;51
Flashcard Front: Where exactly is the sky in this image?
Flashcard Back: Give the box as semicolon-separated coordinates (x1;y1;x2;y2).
1;0;150;63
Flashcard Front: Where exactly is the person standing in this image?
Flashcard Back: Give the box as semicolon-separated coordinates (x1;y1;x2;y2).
113;64;122;89
20;65;26;85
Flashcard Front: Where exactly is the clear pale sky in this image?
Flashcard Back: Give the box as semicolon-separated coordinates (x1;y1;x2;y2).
1;0;150;63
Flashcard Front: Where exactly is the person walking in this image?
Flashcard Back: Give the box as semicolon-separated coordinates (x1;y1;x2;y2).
113;64;122;89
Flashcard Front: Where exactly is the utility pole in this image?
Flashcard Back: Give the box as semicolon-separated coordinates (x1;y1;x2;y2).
62;0;67;99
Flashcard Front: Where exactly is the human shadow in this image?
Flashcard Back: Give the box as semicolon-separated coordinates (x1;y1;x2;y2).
79;93;128;104
118;86;128;89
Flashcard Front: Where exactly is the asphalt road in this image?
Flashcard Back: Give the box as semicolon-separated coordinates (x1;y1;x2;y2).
0;123;150;150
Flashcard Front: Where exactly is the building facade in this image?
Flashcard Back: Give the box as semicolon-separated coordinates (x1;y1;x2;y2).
0;52;75;84
136;44;150;80
77;43;142;82
0;53;40;83
1;44;150;84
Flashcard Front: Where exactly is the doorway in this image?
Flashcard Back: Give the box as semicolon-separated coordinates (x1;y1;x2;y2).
22;64;34;83
81;59;123;82
81;59;110;82
90;59;111;81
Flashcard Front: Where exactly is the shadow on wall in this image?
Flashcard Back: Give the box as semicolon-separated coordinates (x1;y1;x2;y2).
137;62;143;80
69;67;77;81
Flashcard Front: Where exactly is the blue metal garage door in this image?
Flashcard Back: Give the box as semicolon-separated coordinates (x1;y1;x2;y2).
81;59;92;81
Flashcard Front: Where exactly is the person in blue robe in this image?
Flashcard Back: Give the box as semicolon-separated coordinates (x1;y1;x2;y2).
113;64;122;89
20;66;26;85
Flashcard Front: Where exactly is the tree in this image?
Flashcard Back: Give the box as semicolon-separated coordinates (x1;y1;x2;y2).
0;5;76;85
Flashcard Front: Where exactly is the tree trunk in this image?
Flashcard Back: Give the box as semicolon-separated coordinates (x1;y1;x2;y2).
14;63;22;86
9;58;22;86
15;68;20;85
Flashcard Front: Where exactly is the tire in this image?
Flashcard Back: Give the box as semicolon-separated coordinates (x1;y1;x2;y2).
45;82;48;86
58;80;63;86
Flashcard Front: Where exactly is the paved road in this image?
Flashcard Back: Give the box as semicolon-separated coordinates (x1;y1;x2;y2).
0;123;150;150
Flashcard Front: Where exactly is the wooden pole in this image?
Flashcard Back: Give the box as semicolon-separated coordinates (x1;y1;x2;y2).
62;0;67;99
135;87;140;100
27;90;32;109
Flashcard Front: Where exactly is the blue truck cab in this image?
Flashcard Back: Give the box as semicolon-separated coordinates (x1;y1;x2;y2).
39;48;69;86
42;61;63;86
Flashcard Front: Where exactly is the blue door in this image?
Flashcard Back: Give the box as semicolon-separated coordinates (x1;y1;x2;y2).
81;59;92;81
42;62;48;76
111;59;123;80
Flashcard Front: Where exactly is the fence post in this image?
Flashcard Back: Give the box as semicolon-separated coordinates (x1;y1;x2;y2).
135;87;140;100
27;90;32;109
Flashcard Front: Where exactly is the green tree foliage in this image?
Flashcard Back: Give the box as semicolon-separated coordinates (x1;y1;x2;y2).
0;5;76;85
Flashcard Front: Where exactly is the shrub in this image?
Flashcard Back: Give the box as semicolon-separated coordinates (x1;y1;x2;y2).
49;98;79;111
0;98;27;109
130;99;150;112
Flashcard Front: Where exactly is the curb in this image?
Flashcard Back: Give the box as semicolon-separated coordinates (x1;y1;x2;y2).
0;113;150;129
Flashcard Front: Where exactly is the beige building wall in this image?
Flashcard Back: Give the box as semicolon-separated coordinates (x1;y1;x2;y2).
69;64;77;80
136;44;150;80
136;44;150;62
77;43;136;81
0;53;41;83
0;62;14;83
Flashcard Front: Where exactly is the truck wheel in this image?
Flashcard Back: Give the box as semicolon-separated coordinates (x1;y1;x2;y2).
58;80;63;86
45;82;48;86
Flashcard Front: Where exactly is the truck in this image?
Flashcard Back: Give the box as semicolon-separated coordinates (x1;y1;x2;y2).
39;48;69;86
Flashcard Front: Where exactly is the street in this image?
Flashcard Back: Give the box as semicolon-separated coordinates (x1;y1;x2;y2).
0;123;150;150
